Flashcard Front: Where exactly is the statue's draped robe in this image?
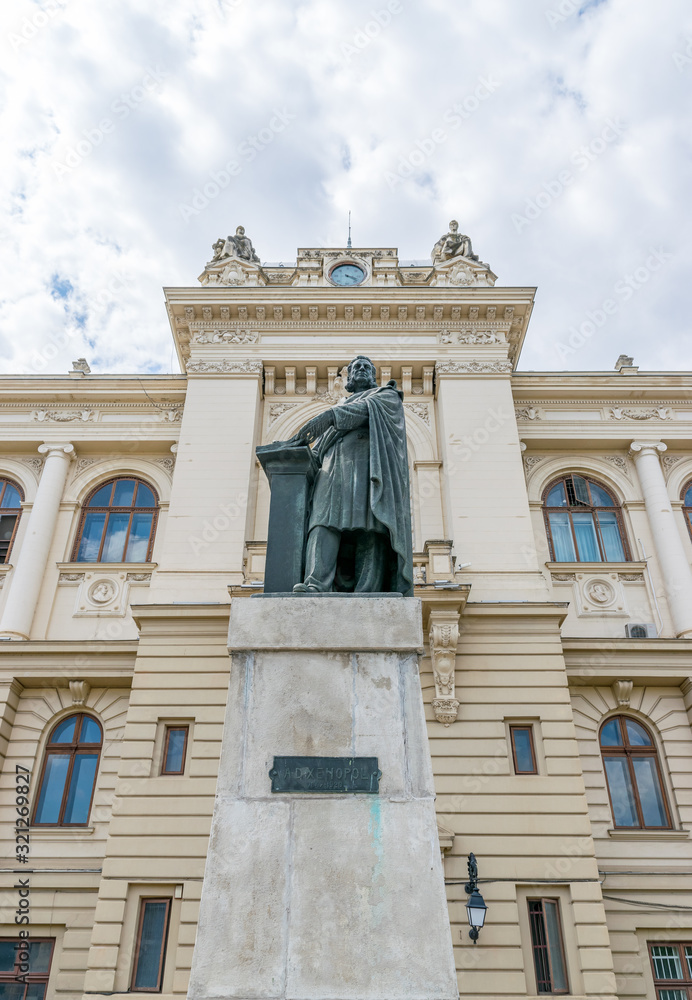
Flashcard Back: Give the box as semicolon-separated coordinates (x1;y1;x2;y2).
308;383;413;596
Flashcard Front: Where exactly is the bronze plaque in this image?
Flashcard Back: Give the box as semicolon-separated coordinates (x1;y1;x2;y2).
269;756;381;794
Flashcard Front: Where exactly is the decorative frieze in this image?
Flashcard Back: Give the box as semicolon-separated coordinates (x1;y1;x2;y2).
436;360;513;375
194;329;258;345
438;330;504;345
515;406;541;420
187;359;263;375
609;406;672;420
32;409;95;422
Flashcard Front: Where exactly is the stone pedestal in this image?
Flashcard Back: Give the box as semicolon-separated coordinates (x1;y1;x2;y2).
256;443;319;593
188;596;458;1000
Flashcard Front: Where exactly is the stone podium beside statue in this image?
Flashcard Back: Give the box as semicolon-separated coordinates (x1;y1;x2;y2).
257;355;414;595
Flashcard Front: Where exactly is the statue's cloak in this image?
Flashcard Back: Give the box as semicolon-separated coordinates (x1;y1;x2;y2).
309;383;413;596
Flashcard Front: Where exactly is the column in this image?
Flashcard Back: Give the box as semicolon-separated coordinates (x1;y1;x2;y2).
0;443;74;640
630;441;692;638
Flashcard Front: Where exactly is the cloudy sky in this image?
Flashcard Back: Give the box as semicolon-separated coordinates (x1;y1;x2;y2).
1;0;690;376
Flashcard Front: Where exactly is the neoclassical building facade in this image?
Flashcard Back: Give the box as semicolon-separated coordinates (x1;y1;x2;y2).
1;226;692;1000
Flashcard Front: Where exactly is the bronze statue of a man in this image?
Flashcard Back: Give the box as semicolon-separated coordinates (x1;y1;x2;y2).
289;356;413;595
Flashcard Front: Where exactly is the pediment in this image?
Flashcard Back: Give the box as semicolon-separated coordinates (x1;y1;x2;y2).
431;255;497;288
199;256;267;288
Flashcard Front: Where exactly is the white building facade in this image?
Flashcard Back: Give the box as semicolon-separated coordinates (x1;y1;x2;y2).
1;226;692;1000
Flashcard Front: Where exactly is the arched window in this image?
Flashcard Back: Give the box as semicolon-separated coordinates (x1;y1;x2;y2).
600;716;671;829
682;481;692;541
0;478;23;563
543;474;628;562
73;478;158;562
33;713;102;826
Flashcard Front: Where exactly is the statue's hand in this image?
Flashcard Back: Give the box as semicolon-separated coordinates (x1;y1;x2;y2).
290;409;335;445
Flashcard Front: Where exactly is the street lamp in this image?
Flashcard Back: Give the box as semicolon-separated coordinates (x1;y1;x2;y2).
464;853;488;944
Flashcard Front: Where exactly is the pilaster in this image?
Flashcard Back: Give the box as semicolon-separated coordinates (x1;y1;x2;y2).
147;361;263;603
435;363;549;601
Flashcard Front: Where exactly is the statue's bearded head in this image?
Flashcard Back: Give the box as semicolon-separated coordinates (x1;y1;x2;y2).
346;356;378;393
449;219;458;232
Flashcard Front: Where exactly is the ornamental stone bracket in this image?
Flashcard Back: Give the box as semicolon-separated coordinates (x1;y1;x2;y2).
69;680;91;706
429;606;462;726
612;679;633;708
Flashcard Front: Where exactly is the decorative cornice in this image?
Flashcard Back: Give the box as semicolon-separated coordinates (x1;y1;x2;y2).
436;360;513;375
186;359;263;375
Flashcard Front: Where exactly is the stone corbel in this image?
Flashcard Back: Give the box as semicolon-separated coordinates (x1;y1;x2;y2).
612;679;633;708
437;822;455;860
69;680;90;706
429;607;461;726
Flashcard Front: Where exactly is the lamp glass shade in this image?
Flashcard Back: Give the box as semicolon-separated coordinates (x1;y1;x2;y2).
466;889;487;929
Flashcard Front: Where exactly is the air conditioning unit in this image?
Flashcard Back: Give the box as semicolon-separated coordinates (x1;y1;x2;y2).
625;623;657;639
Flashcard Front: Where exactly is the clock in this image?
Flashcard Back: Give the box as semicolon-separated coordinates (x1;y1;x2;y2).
329;263;365;286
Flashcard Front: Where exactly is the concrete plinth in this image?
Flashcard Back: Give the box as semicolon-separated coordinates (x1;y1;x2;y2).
188;596;457;1000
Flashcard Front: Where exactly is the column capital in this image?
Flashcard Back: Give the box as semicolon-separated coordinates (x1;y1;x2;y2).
37;442;75;460
629;440;667;459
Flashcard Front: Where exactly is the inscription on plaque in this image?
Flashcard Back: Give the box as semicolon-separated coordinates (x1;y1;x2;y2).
269;756;381;794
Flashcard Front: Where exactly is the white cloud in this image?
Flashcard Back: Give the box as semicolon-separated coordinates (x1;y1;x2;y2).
0;0;690;374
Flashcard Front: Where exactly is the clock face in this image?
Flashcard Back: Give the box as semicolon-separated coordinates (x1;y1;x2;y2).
330;263;365;286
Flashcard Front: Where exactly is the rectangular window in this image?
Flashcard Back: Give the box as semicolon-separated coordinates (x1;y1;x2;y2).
0;938;54;1000
131;898;171;992
510;726;537;774
650;944;692;1000
161;726;189;775
528;899;569;993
